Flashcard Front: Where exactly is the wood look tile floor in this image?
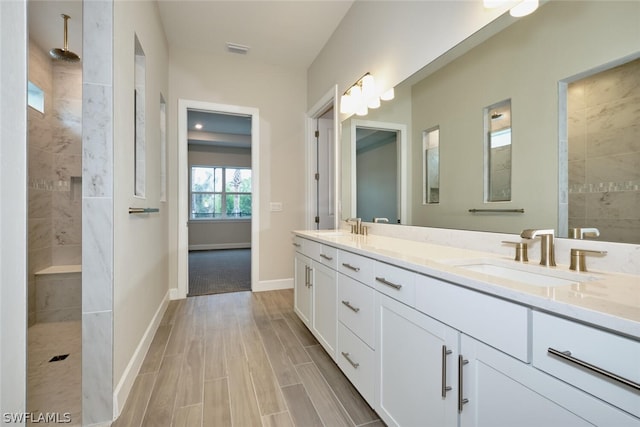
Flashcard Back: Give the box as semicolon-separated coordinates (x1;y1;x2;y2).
114;289;384;427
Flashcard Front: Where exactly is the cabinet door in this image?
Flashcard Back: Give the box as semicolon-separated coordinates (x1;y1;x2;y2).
459;334;638;427
312;261;337;357
376;293;458;427
294;253;312;327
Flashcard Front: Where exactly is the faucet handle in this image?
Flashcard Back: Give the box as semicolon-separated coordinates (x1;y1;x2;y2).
569;248;607;272
520;228;554;239
502;241;528;262
569;227;600;239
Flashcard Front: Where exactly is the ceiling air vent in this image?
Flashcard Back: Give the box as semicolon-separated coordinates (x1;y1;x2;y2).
226;42;250;55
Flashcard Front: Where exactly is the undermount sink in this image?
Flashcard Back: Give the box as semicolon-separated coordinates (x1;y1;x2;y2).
447;259;601;288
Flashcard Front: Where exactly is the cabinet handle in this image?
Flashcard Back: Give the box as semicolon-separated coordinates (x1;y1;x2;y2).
304;265;309;287
548;347;640;391
320;253;333;261
341;351;360;369
308;266;313;287
341;300;360;313
376;276;402;290
458;355;469;413
441;345;453;398
342;263;360;272
293;242;301;247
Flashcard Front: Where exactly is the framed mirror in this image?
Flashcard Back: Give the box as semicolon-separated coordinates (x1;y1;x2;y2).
340;0;639;243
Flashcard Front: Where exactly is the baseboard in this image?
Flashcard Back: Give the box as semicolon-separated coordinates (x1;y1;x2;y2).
188;243;251;251
169;287;180;300
253;277;293;292
112;289;170;419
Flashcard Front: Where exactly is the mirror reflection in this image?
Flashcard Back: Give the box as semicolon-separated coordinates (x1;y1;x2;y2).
340;0;639;244
423;127;440;204
485;99;512;202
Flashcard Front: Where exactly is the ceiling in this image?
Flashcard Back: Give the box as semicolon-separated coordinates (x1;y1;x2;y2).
28;0;354;71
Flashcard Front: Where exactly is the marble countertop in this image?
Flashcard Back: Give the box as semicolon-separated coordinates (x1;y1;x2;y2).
293;230;640;341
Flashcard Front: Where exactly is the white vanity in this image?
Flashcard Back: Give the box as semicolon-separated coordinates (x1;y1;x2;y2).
292;229;640;427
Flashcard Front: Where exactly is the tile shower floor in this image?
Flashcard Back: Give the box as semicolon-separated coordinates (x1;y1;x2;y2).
27;321;82;426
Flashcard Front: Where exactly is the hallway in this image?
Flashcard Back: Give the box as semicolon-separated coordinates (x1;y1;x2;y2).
114;290;383;427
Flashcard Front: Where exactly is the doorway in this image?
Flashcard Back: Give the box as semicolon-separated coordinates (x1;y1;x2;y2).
186;110;252;296
178;100;260;298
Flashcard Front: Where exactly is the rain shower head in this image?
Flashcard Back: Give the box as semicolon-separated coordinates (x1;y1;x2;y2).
49;14;80;63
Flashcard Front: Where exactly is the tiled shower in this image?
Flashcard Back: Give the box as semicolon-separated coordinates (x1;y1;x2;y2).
27;37;82;424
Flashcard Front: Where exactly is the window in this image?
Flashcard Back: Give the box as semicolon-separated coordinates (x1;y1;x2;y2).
190;166;252;219
28;81;45;113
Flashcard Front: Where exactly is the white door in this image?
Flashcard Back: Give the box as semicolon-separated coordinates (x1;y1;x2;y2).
459;334;595;427
311;261;337;357
376;293;458;427
294;253;312;327
316;116;335;229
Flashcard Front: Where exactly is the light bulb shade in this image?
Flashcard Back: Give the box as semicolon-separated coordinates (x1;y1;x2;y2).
355;104;368;116
361;74;376;103
367;96;381;109
510;0;538;17
340;94;353;114
380;88;395;101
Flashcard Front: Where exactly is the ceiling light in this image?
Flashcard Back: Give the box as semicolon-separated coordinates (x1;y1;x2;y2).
510;0;539;17
340;73;394;116
194;123;203;130
226;42;250;55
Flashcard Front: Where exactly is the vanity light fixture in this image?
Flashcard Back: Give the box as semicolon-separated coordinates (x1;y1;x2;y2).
482;0;538;17
340;73;395;116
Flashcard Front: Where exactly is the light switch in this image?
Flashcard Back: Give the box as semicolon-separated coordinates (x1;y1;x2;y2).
270;202;283;212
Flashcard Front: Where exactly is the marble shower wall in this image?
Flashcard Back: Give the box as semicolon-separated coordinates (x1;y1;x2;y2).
27;40;82;325
568;58;640;244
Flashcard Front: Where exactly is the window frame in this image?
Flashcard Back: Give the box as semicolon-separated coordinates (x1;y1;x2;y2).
189;165;252;221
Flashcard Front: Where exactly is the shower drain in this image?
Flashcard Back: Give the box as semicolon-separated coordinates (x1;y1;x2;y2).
49;354;69;362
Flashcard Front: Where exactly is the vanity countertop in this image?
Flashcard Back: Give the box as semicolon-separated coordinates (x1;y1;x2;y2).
293;230;640;341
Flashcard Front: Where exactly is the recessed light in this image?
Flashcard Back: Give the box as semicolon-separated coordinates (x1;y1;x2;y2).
194;123;203;130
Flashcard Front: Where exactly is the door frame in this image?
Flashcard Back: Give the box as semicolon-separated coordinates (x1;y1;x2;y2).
177;99;260;298
305;85;340;230
349;120;409;225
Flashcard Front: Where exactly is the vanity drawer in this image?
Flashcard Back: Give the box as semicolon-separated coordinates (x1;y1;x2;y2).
415;275;529;362
338;273;376;348
532;311;640;418
374;261;416;307
337;322;375;406
317;245;338;269
338;250;374;284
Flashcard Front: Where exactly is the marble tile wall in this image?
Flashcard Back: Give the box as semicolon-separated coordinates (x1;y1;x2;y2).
568;58;640;244
27;39;83;326
82;0;114;424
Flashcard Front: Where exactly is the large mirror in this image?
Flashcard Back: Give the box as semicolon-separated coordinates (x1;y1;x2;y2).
340;0;640;244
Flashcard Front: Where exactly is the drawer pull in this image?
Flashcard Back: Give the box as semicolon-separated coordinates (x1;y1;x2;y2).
293;242;301;247
341;351;360;369
341;300;360;313
442;345;453;398
458;355;469;413
548;347;640;391
320;253;334;261
376;276;402;290
342;263;360;272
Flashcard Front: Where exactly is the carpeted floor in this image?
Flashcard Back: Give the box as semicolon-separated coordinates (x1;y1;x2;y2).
188;249;251;296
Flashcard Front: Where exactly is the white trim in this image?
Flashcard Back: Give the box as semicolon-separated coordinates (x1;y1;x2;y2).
188;243;251;251
305;86;340;230
349;120;409;225
253;278;293;292
113;289;170;418
178;100;259;299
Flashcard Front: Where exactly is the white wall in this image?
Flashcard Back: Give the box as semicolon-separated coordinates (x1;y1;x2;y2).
112;0;169;415
0;0;28;420
168;48;307;287
307;1;510;110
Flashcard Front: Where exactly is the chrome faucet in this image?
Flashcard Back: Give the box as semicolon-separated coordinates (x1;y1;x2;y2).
373;217;389;223
520;229;556;266
568;227;600;239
